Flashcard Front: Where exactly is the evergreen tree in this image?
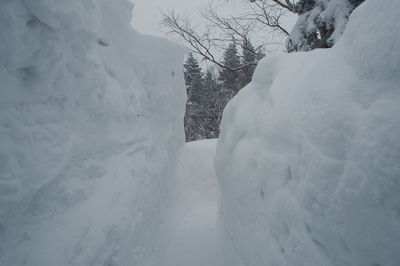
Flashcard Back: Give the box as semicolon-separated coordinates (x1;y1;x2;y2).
287;0;365;52
183;53;205;141
183;52;202;86
204;69;217;89
239;39;257;88
202;68;221;138
219;42;241;97
190;74;205;104
203;69;218;104
183;52;203;102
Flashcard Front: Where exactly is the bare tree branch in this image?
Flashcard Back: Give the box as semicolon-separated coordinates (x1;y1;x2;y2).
161;0;292;71
161;10;261;71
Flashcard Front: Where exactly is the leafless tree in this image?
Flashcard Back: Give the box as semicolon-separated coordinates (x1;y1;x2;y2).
161;0;290;71
162;0;365;66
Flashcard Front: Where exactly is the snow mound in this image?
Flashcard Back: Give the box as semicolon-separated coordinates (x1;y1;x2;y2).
215;0;400;265
0;0;186;265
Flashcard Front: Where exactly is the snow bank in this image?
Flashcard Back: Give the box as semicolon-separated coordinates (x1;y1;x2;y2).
215;0;400;265
0;0;186;265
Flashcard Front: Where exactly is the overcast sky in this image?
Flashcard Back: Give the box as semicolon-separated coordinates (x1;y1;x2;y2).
132;0;213;37
132;0;296;36
131;0;296;59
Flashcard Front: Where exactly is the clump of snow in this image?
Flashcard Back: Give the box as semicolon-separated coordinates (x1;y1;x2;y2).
215;0;400;265
0;0;186;265
287;0;355;51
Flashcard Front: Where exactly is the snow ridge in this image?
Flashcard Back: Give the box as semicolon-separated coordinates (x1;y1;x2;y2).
215;0;400;265
0;0;186;265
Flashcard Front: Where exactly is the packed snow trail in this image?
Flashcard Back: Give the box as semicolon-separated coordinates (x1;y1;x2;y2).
163;139;242;266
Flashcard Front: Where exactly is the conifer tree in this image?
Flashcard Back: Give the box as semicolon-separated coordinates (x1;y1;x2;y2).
202;68;221;138
183;53;205;141
218;42;241;97
183;52;202;86
203;69;218;104
239;39;257;88
287;0;365;52
183;52;203;102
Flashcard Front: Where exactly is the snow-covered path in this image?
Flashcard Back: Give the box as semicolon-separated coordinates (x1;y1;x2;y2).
163;139;242;266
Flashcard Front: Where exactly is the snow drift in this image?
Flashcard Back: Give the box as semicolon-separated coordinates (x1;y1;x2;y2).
0;0;186;265
215;0;400;265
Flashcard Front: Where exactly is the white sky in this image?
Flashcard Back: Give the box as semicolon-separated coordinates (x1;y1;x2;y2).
131;0;297;58
132;0;214;37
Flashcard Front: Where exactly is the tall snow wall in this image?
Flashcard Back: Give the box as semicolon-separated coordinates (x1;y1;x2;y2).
215;0;400;265
0;0;186;265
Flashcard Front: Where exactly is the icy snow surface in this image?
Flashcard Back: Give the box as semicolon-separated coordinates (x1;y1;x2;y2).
215;0;400;266
163;139;242;266
0;0;186;265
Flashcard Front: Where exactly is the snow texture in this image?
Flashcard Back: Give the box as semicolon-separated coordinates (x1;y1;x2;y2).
163;139;243;266
0;0;186;265
288;0;354;51
215;0;400;265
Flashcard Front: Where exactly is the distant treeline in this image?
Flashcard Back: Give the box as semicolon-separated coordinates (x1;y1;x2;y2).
184;40;264;141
